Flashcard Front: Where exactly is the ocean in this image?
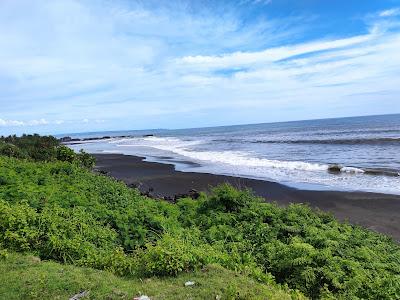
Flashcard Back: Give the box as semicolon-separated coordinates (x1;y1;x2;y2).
66;114;400;195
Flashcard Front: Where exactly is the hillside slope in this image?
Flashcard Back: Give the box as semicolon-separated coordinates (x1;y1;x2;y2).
0;136;399;299
0;252;298;300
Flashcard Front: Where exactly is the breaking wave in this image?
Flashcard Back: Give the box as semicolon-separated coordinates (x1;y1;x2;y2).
113;136;399;177
213;137;400;145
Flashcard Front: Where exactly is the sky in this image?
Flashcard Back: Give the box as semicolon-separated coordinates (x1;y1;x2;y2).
1;0;400;135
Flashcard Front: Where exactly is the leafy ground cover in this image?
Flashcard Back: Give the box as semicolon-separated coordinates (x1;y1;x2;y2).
0;252;296;300
0;135;399;299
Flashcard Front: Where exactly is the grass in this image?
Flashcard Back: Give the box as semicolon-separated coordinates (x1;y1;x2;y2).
0;251;302;300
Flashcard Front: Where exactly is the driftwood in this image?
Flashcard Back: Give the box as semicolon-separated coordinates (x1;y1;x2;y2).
69;290;89;300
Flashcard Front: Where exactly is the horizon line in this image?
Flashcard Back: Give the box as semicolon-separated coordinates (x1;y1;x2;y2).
55;112;400;138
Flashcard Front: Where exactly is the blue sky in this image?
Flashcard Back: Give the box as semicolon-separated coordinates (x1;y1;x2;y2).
1;0;400;135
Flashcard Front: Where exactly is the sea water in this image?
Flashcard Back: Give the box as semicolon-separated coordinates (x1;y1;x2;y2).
66;114;400;195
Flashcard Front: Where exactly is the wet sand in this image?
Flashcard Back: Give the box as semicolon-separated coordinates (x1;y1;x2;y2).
94;153;400;241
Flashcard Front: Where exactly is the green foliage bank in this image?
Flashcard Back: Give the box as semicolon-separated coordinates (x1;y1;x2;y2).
0;135;399;299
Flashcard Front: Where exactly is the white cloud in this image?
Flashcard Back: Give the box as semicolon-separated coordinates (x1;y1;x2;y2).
0;119;24;126
0;118;49;127
379;8;400;17
1;1;298;121
176;34;373;70
254;0;272;5
241;0;272;5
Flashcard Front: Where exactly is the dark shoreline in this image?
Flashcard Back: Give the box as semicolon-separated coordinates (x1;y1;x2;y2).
94;153;400;241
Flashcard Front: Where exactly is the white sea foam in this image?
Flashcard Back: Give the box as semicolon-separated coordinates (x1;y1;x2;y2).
70;135;400;195
115;136;329;172
340;166;365;174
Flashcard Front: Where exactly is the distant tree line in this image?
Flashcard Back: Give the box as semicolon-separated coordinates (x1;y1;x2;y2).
0;134;94;168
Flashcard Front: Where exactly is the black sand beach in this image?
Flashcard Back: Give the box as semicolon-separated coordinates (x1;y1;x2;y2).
94;153;400;241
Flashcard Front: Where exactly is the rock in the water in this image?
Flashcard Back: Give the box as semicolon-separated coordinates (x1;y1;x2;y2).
59;136;72;142
328;164;342;173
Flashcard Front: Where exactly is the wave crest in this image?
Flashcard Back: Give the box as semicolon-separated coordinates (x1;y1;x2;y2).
214;137;400;145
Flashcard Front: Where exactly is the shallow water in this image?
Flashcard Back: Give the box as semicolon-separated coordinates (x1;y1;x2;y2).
67;114;400;195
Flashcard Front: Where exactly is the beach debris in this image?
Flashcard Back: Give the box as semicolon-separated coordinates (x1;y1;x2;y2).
185;281;195;287
133;295;151;300
69;290;89;300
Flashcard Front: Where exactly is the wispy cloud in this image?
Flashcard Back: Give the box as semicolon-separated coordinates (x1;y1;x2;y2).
0;118;49;127
0;117;101;128
0;1;399;134
175;34;373;70
379;8;400;17
241;0;272;5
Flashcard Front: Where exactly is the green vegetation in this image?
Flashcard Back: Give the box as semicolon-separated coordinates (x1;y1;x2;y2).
1;135;400;299
0;252;295;300
0;134;95;168
0;134;59;160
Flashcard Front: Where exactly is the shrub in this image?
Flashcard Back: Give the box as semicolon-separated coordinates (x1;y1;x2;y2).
201;183;260;213
0;134;59;161
139;233;201;276
0;200;39;251
0;135;96;169
80;247;137;276
0;142;26;158
50;164;74;175
56;145;75;163
138;231;233;277
76;149;96;169
0;249;8;260
38;205;118;264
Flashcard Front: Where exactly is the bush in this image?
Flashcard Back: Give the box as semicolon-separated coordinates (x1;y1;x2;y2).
38;205;118;264
0;249;8;260
200;183;260;213
138;231;231;277
76;149;96;168
0;200;39;251
56;145;75;163
0;142;26;158
139;233;198;276
81;247;137;276
0;134;59;161
55;146;96;169
0;135;96;169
